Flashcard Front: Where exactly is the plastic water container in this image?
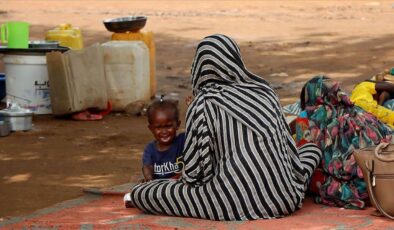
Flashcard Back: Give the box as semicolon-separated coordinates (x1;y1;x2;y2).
3;55;51;114
0;73;5;101
111;31;156;97
101;41;150;111
45;24;83;50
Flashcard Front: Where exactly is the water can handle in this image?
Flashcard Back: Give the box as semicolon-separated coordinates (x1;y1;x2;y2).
58;23;71;30
0;23;7;43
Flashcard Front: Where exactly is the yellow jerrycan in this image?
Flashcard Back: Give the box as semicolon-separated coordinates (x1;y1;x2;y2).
46;24;83;50
111;31;156;97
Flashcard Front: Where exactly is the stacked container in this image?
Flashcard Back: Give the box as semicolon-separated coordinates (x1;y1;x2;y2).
46;24;83;50
101;41;150;111
3;55;51;114
111;31;156;97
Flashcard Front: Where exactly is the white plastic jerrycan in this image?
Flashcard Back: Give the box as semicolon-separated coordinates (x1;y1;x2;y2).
101;41;150;111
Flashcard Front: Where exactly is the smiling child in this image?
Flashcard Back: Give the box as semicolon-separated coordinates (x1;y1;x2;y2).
141;99;185;182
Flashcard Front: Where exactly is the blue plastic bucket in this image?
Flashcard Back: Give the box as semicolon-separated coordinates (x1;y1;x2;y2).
0;73;5;101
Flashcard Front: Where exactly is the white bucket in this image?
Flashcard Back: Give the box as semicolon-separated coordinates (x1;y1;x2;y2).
4;54;51;114
101;41;150;111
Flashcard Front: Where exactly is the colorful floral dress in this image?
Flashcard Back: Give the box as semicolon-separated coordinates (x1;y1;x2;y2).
297;76;392;209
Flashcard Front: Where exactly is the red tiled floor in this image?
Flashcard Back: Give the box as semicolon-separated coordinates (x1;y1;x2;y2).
1;193;393;229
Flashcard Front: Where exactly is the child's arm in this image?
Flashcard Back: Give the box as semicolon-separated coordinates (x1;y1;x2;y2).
141;165;154;183
376;81;394;93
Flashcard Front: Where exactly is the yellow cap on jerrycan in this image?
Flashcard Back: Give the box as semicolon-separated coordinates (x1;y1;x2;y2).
45;24;83;49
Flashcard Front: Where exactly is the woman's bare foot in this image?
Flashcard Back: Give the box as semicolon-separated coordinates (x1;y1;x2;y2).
125;201;134;208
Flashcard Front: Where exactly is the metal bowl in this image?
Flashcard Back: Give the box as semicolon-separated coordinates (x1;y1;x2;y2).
0;108;33;131
103;16;147;33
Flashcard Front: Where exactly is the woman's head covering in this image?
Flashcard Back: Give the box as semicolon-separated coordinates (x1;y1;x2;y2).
300;75;352;110
190;34;269;96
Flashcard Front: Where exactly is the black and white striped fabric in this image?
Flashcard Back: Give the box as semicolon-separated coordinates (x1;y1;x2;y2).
127;34;322;220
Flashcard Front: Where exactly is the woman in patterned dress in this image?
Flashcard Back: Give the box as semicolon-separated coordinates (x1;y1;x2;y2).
124;34;322;220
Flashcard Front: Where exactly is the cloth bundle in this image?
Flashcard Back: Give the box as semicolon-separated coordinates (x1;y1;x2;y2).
297;76;392;209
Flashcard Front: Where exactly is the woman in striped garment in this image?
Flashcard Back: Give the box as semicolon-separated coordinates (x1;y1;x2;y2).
125;34;322;220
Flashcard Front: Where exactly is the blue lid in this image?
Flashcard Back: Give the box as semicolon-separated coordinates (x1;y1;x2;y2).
0;73;5;100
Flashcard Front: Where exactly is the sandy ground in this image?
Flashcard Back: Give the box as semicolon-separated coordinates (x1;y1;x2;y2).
1;0;394;218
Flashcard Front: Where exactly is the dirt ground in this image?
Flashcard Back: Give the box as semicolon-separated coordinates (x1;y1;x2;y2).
1;0;394;219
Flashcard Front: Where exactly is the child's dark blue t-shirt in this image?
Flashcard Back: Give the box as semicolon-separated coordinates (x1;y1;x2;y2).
142;133;185;179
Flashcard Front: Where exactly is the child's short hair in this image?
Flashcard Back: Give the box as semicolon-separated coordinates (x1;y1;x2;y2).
146;99;179;124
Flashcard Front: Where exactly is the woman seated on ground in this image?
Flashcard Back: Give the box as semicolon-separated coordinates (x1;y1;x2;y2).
350;69;394;128
123;34;322;220
297;76;392;209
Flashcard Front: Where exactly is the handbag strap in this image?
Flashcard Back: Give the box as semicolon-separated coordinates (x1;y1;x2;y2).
366;160;394;219
374;142;394;162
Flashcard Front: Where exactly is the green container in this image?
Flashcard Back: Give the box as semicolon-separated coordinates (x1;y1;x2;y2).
390;68;394;76
0;21;30;48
